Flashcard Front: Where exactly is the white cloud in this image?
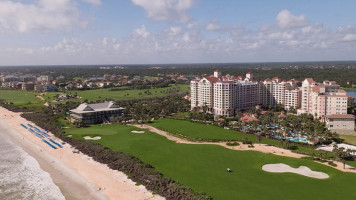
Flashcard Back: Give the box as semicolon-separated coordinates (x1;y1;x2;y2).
131;0;194;23
343;34;356;42
167;26;182;35
268;32;294;40
205;23;220;31
3;9;356;65
276;10;308;28
133;25;150;38
0;0;85;33
82;0;102;5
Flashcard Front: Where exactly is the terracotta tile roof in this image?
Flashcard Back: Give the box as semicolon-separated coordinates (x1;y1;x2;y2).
306;78;316;83
240;114;258;122
272;76;280;81
205;76;219;83
312;86;322;93
278;113;287;118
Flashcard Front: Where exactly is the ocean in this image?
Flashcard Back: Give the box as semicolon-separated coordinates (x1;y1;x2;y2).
0;125;65;200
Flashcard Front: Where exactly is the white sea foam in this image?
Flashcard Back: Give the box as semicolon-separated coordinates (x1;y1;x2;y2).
0;131;65;200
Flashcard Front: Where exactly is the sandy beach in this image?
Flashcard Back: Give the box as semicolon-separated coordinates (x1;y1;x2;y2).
0;107;164;200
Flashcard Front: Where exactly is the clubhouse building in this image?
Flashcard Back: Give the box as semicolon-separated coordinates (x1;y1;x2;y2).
70;101;124;124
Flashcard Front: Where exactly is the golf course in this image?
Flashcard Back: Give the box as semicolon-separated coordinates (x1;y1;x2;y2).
0;89;42;107
43;84;189;102
66;124;356;200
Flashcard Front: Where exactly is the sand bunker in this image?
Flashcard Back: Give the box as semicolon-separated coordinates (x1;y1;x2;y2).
131;131;145;134
83;136;101;140
262;163;329;179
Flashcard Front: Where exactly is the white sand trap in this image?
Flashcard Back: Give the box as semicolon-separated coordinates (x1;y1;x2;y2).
131;130;145;134
262;163;329;179
83;136;101;140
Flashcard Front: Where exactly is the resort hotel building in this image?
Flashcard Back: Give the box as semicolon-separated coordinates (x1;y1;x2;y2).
70;101;124;124
299;78;348;118
191;70;302;116
190;70;352;126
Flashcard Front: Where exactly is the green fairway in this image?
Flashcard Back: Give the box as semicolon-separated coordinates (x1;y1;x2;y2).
43;84;189;102
66;124;356;200
151;118;279;143
150;118;335;158
0;89;42;106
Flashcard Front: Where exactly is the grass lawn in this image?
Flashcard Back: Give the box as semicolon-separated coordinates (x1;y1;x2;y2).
341;87;356;91
43;84;189;102
151;118;262;142
0;89;43;107
58;117;74;128
66;124;356;200
172;112;191;118
339;135;356;146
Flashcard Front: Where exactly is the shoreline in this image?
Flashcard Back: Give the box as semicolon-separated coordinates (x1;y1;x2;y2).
0;107;164;200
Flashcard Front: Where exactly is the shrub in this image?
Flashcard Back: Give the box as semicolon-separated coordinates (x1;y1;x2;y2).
226;141;239;146
328;161;337;167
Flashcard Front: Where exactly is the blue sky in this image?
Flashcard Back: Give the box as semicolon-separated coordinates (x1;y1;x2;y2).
1;0;356;65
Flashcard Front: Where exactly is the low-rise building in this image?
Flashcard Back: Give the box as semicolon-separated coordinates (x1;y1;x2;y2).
70;101;124;124
325;114;355;134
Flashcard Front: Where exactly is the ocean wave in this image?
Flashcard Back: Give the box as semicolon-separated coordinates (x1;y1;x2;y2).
0;131;65;200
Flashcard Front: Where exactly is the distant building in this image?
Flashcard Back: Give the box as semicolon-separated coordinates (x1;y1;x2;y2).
34;84;44;91
21;75;37;82
4;75;19;82
325;114;355;134
70;101;124;124
37;75;53;83
44;85;58;92
22;83;35;91
16;82;25;89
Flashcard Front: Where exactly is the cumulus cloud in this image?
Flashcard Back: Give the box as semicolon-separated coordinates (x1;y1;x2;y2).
205;19;222;31
167;26;182;35
82;0;102;5
3;9;356;65
205;23;220;31
133;25;150;38
0;0;85;33
131;0;194;23
276;10;308;28
343;34;356;42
